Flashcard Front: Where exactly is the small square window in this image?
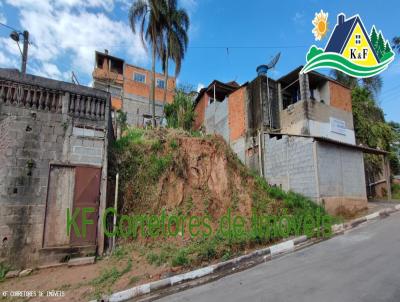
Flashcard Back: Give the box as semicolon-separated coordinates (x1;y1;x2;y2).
156;79;165;89
355;34;361;45
134;73;146;83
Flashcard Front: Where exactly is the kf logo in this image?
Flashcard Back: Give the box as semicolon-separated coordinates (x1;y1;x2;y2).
350;48;368;60
66;207;95;238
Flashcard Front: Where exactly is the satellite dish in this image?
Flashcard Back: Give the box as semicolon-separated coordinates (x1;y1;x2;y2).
256;52;281;76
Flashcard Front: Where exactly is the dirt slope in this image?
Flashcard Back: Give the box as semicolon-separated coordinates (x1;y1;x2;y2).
111;128;283;228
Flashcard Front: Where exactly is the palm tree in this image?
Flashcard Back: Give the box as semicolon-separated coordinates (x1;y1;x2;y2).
393;37;400;53
129;0;167;127
161;0;189;105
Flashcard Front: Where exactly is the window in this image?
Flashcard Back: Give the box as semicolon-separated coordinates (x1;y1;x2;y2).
355;34;361;45
134;73;146;83
156;79;165;89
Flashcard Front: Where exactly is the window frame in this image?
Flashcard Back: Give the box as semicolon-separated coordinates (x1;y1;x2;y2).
156;78;165;89
134;72;146;83
355;34;361;45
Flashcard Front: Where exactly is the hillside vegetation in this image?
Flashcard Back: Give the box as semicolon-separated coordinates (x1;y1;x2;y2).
109;128;329;269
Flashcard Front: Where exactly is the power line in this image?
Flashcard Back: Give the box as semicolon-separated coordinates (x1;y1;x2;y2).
187;45;307;49
47;43;308;49
380;88;400;100
0;22;20;32
380;84;400;97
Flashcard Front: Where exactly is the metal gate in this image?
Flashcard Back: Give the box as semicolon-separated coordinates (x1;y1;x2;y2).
70;166;101;246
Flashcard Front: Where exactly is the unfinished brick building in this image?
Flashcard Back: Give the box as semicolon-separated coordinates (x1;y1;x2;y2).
0;68;113;269
194;66;391;214
92;50;176;126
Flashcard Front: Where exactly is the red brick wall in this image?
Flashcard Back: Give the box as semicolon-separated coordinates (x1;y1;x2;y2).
228;87;246;141
111;97;122;110
194;94;207;130
329;81;352;112
123;65;175;103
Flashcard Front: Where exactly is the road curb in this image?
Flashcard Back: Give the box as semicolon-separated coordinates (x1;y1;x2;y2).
92;204;400;302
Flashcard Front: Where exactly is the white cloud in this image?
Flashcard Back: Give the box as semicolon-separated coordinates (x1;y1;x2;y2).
2;0;148;82
293;12;305;26
197;83;204;92
0;37;21;67
33;62;63;79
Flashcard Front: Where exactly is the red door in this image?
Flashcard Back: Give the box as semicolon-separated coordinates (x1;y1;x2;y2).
70;167;101;246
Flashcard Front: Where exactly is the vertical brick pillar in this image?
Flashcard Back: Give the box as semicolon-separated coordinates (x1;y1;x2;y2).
299;73;310;102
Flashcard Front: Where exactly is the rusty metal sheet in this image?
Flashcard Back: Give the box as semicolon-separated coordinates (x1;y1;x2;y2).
70;167;101;246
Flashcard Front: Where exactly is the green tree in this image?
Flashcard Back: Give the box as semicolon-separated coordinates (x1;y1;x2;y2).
388;121;400;175
351;87;397;177
129;0;167;127
377;32;385;60
384;41;391;54
164;87;196;130
161;0;190;107
370;26;378;51
117;110;128;132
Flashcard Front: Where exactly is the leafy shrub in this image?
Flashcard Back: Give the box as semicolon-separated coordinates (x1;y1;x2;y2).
171;249;189;267
0;262;9;281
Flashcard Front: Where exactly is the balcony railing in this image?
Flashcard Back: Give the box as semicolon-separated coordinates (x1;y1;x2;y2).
0;79;107;120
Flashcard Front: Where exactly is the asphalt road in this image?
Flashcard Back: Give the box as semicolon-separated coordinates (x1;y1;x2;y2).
157;212;400;302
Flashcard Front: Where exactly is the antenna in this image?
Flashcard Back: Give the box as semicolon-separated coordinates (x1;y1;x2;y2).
71;71;80;85
256;52;281;75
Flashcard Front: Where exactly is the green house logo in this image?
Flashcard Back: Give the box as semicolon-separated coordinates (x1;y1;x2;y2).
301;12;395;78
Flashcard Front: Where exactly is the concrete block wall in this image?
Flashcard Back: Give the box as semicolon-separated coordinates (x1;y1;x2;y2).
0;105;67;268
263;134;368;214
69;130;105;166
122;93;165;126
0;104;108;268
263;134;319;200
317;142;365;197
205;98;230;142
0;70;111;269
231;137;246;163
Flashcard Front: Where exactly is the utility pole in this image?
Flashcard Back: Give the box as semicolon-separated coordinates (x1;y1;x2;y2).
21;31;29;74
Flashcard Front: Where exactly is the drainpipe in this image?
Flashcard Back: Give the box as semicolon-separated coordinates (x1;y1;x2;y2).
112;173;119;251
258;130;264;178
266;75;272;128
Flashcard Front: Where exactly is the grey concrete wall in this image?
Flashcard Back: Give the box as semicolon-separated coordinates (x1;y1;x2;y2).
263;134;319;200
280;100;355;144
0;104;108;268
0;70;111;269
231;137;246;163
316;142;366;198
123;93;165;126
205;98;230;142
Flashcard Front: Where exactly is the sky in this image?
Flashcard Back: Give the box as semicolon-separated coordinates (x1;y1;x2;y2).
0;0;399;122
